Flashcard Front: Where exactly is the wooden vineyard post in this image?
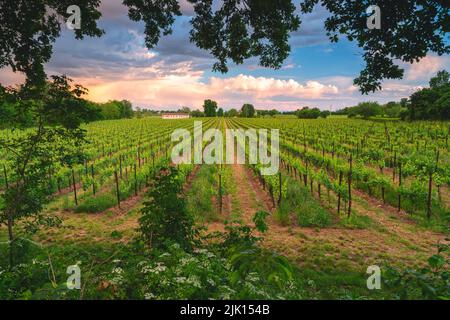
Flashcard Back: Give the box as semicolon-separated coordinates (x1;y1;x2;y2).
3;164;8;189
318;180;321;199
72;169;78;206
278;172;282;205
426;150;439;219
304;160;308;186
57;177;61;194
138;148;141;168
91;164;96;195
427;171;433;219
380;166;385;204
392;151;397;182
348;155;352;218
397;162;402;212
337;170;343;214
134;164;138;196
218;172;223;214
269;184;275;208
114;170;121;209
303;128;307;153
119;156;123;179
258;170;265;190
151;152;156;178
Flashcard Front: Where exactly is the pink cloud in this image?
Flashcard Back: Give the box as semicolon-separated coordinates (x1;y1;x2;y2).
80;73;340;110
0;68;25;87
405;55;450;81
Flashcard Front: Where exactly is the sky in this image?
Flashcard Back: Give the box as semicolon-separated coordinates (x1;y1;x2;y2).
0;0;449;111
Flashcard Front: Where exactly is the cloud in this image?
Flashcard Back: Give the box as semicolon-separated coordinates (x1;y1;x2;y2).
209;74;338;99
0;68;25;87
1;0;447;112
74;71;340;111
290;4;330;47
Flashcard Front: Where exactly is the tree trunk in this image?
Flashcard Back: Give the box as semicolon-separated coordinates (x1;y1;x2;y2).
7;210;14;268
72;169;78;206
3;164;8;189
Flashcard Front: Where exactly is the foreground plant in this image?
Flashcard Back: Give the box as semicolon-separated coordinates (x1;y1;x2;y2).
139;165;197;251
384;242;449;299
0;76;95;268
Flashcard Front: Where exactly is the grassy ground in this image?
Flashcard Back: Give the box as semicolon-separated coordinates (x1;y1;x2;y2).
0;159;448;299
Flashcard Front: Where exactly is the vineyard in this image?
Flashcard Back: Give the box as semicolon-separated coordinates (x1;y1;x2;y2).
0;117;449;299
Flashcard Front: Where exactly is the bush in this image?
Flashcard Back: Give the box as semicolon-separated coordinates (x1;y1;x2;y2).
383;243;449;299
74;193;116;213
139;166;196;251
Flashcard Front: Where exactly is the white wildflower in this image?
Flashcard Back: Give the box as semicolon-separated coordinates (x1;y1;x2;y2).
174;277;187;284
144;292;155;300
187;276;201;288
112;267;123;274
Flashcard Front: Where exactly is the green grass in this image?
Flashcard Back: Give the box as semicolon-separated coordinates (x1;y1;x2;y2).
338;213;374;229
297;268;385;299
74;193;117;213
186;165;219;222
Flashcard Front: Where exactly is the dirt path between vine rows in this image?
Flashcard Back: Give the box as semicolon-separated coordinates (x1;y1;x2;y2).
222;161;448;271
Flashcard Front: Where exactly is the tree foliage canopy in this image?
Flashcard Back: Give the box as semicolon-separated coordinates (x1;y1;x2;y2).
335;70;450;120
296;107;321;119
1;1;448;93
0;0;104;86
0;76;93;266
203;99;218;117
429;70;450;89
241;103;255;118
301;0;449;93
139;166;196;251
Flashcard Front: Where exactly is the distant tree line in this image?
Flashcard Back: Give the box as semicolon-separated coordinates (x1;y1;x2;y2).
0;79;98;128
186;100;297;118
334;70;450;120
0;81;134;128
132;70;449;121
96;100;134;120
296;107;331;119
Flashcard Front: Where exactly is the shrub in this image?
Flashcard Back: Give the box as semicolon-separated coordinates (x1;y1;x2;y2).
139;166;196;251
